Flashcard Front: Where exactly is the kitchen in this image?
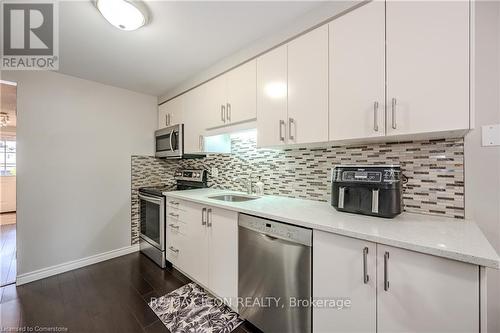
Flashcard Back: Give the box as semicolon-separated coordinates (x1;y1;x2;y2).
1;1;499;333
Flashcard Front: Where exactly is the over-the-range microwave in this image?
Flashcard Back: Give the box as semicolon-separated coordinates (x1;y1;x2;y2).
155;124;204;159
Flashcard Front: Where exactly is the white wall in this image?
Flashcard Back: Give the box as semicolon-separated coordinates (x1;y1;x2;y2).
158;1;361;103
465;1;500;332
2;71;157;275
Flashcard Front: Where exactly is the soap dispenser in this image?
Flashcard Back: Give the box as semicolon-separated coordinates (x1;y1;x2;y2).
255;176;264;196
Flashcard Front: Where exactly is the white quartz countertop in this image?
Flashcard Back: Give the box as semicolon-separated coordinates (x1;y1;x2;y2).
164;188;500;269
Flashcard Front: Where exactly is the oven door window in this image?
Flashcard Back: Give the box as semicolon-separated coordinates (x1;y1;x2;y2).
140;198;162;248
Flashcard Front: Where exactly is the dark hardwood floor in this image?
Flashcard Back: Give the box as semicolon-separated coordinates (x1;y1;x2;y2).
0;252;260;333
0;223;16;286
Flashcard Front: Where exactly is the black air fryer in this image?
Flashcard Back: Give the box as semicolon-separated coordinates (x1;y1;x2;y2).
331;165;403;218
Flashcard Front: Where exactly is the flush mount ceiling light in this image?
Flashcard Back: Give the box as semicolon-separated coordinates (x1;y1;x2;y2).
95;0;148;31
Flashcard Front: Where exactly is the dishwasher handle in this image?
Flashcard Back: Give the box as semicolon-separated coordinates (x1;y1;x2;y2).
239;214;312;247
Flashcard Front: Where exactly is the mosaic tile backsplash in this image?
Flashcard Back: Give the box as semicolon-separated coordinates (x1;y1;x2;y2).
131;134;464;244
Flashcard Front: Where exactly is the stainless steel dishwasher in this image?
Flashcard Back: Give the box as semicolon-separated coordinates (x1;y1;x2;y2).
238;214;312;333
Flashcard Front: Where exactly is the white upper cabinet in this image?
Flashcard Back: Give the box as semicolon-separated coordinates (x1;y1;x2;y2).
288;25;329;145
183;86;207;154
205;59;257;129
377;244;479;333
256;45;288;148
226;60;257;124
158;95;183;129
329;1;385;141
205;75;227;129
386;0;470;136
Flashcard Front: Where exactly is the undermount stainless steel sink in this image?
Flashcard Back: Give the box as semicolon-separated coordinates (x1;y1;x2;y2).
208;194;260;202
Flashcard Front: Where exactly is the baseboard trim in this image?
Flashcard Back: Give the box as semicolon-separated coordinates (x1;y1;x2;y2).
16;244;140;286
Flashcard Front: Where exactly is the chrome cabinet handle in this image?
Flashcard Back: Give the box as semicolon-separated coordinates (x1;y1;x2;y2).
207;208;212;227
338;186;345;209
201;208;207;226
168;212;179;218
373;101;379;132
372;189;379;214
279;120;285;142
169;201;179;205
221;105;226;123
165;114;169;126
391;98;397;129
363;247;369;284
169;246;179;253
169;223;179;229
226;103;231;122
288;118;295;141
384;251;390;291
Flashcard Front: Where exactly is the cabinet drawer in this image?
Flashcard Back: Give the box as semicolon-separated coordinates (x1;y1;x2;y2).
166;219;188;236
166;232;186;265
166;198;184;211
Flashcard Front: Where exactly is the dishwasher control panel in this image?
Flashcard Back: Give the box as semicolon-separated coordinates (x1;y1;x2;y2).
239;214;312;246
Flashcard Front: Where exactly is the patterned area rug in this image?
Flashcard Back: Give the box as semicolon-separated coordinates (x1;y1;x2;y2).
148;282;243;333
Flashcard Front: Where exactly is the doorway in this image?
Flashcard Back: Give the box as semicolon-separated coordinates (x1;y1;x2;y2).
0;80;17;286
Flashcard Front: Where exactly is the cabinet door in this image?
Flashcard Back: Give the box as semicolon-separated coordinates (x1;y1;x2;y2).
256;45;288;148
208;207;238;309
377;245;479;333
329;1;385;141
181;201;209;286
226;59;257;124
205;75;227;129
313;231;376;333
183;86;206;154
168;95;183;126
386;1;469;136
158;96;183;129
288;25;329;145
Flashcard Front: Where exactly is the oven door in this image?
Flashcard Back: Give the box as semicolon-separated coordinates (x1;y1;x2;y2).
155;124;183;158
139;193;165;250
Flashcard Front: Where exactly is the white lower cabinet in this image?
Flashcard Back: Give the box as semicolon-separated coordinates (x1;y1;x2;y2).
313;230;480;333
313;231;377;333
376;245;479;333
166;199;238;308
207;206;238;308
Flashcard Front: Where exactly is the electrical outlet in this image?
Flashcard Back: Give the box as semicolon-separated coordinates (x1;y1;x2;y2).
482;124;500;147
211;167;219;178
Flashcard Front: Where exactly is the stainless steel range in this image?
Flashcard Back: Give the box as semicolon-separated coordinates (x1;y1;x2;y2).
138;169;207;267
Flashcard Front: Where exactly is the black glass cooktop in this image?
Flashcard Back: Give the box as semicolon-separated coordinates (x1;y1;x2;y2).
138;184;177;196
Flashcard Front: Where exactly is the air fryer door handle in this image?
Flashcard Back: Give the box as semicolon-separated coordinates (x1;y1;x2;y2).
338;187;345;209
372;189;379;214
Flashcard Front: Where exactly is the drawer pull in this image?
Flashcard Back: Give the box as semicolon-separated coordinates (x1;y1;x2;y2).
169;223;179;230
169;246;179;253
384;251;390;291
363;247;369;284
169;201;179;205
169;213;179;218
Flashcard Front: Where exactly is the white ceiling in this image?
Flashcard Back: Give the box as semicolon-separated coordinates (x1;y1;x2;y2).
58;1;324;96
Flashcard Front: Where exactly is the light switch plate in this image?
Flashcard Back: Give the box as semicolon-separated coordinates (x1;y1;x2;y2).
481;124;500;147
211;167;219;178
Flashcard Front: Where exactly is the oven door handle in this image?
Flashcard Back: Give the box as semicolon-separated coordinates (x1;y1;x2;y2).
138;193;163;204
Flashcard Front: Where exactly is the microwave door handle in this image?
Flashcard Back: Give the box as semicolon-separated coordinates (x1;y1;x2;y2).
169;129;175;152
